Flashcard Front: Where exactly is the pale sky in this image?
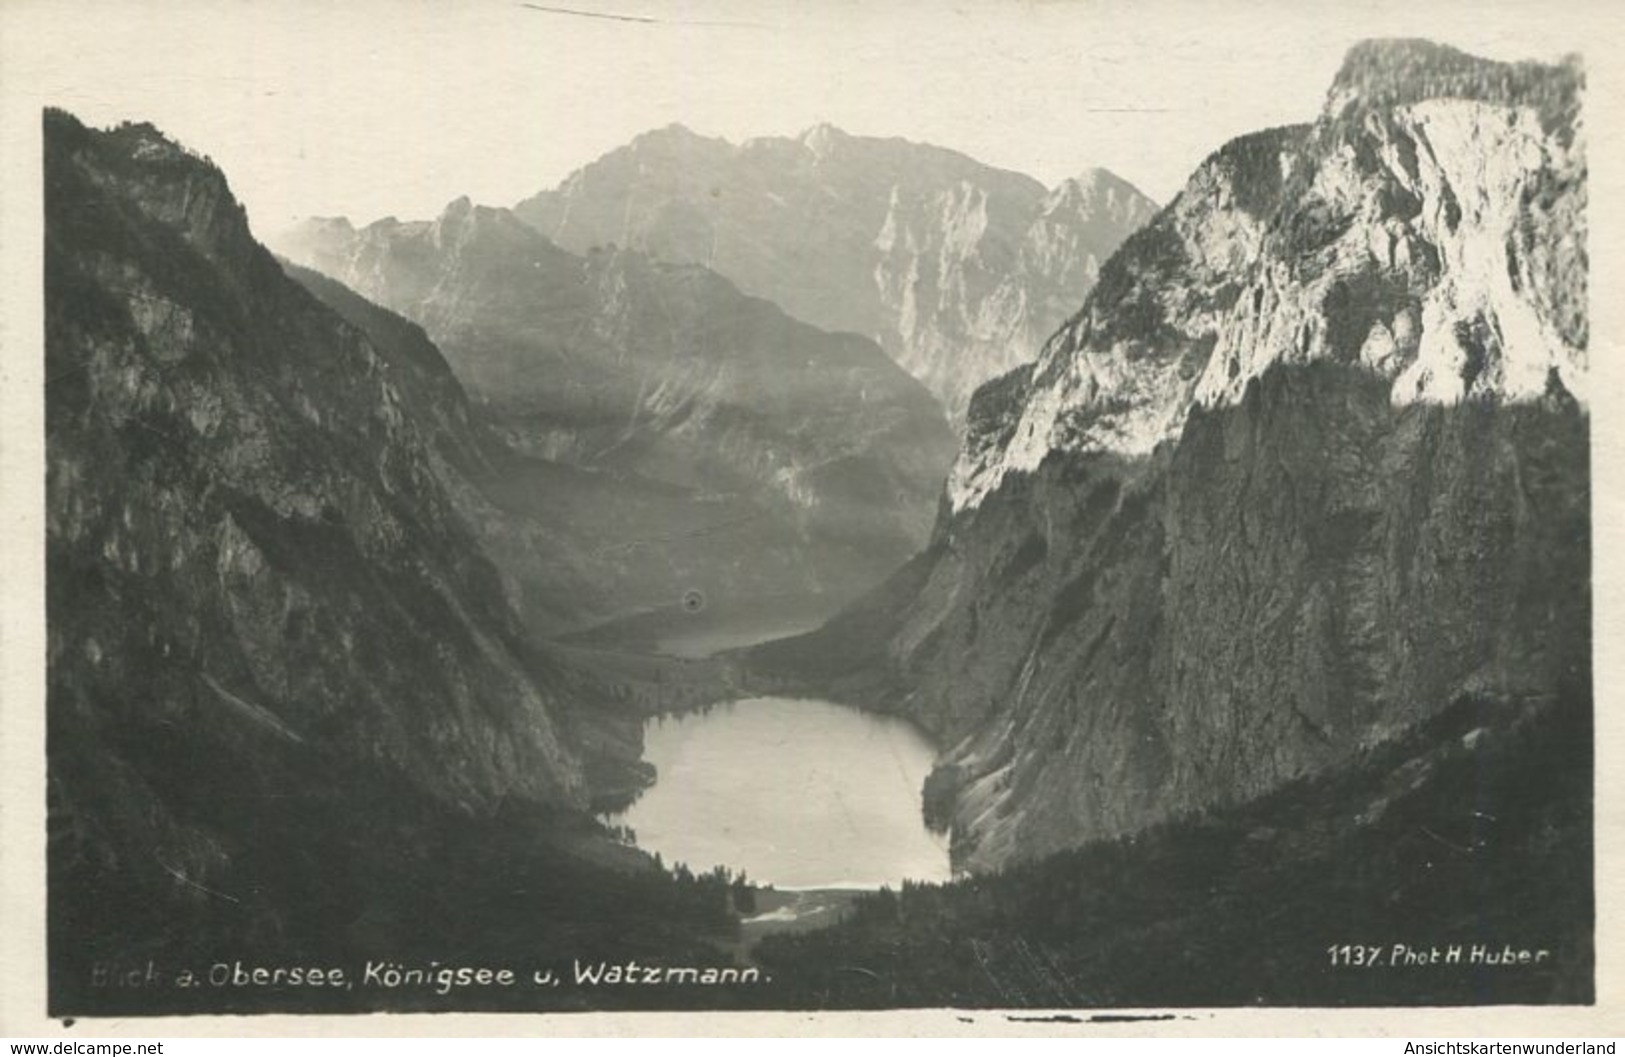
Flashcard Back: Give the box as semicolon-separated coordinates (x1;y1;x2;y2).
4;0;1593;237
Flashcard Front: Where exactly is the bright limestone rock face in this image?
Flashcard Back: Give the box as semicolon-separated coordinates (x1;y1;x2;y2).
512;125;1158;423
757;41;1589;875
950;46;1585;511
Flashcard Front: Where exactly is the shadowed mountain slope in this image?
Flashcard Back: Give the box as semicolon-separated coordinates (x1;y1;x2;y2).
275;203;958;634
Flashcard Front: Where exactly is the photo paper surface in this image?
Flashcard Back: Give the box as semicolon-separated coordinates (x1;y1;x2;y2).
2;0;1617;1035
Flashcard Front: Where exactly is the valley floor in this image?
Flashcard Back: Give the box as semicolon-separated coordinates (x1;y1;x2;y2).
535;616;1593;1010
49;551;1591;1015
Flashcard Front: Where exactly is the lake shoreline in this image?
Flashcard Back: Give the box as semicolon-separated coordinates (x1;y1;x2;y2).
605;696;951;892
548;608;953;949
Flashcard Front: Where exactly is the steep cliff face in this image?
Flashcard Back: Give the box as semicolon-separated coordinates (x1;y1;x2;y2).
45;112;591;950
275;259;616;635
756;41;1589;873
875;167;1158;417
275;203;957;628
513;125;1157;421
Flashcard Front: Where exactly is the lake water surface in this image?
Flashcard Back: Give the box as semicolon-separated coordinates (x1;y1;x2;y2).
652;613;828;659
609;697;950;889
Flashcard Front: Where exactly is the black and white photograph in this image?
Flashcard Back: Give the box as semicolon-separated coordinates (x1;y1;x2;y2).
0;0;1613;1033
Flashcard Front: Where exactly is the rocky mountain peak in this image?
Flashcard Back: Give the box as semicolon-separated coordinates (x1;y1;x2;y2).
515;123;1157;424
1331;38;1482;88
46;110;259;272
429;195;477;245
300;214;356;236
624;121;727;160
1324;37;1582;128
429;195;527;243
1049;167;1159;215
642;120;705;141
800;121;849;159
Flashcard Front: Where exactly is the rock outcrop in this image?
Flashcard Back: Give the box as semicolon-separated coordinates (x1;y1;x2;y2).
513;125;1158;422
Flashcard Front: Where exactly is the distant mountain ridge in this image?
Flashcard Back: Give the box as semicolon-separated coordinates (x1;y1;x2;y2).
513;124;1159;421
274;197;958;631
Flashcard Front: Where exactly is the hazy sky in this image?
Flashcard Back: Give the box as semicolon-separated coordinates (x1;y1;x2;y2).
7;0;1590;237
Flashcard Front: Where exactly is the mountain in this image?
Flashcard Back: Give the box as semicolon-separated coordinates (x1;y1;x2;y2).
512;125;1159;421
273;256;651;638
46;110;585;817
751;41;1589;874
44;111;766;1013
273;201;957;634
